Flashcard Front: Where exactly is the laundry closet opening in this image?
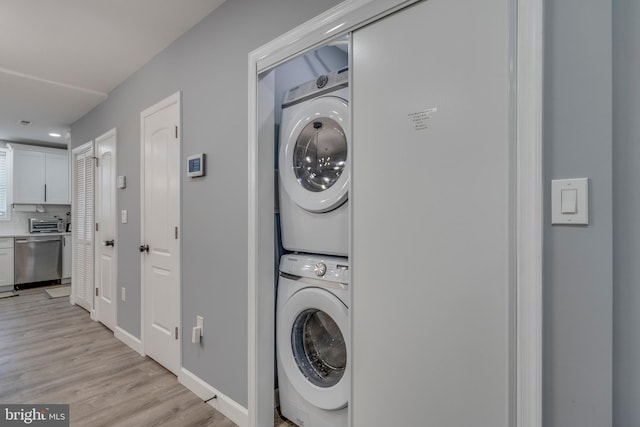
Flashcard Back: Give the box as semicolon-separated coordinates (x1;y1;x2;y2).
260;36;351;427
250;0;539;425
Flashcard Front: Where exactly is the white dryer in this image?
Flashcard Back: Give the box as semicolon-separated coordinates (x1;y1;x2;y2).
277;254;349;427
279;67;349;256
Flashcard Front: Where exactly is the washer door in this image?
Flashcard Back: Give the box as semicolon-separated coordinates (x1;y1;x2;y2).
278;287;349;410
280;96;349;213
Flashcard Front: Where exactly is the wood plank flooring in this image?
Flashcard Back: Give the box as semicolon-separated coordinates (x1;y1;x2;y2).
0;287;235;427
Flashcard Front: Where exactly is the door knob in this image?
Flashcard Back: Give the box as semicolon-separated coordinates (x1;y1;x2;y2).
105;240;115;247
139;244;149;253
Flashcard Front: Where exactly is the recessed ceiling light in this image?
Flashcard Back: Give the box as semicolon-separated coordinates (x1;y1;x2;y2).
49;133;61;138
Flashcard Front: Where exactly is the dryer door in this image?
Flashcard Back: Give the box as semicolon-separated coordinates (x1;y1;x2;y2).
278;287;349;410
279;95;349;213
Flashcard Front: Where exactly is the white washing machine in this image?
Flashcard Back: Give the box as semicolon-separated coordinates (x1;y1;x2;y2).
279;67;349;257
277;254;349;427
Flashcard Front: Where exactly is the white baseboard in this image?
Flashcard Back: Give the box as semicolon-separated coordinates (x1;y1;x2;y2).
115;327;144;356
90;310;98;321
179;367;248;427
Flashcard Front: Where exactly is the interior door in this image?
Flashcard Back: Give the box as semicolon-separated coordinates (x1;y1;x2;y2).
95;129;117;331
141;93;181;374
72;142;94;311
351;0;512;425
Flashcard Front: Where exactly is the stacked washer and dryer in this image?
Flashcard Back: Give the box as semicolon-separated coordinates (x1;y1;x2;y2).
276;66;350;427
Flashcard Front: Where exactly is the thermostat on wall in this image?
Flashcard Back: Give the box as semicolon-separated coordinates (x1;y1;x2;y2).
187;153;205;177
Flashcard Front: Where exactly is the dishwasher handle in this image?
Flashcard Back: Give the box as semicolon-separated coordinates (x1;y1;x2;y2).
15;237;62;243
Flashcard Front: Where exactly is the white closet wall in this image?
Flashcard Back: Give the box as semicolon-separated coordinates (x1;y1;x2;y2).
351;0;513;425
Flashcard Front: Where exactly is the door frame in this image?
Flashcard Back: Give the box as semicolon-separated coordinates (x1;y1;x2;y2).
139;91;182;367
94;128;118;330
247;1;543;427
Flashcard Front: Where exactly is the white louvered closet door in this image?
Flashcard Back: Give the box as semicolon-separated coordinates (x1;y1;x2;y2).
0;150;8;219
72;143;94;311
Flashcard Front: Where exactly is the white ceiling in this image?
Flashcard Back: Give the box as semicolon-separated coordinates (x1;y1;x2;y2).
0;0;226;146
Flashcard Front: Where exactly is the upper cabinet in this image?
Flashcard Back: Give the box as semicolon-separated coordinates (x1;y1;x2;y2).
43;151;70;204
12;145;70;205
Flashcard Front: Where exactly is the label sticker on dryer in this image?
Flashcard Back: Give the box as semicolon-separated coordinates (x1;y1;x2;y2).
408;107;437;131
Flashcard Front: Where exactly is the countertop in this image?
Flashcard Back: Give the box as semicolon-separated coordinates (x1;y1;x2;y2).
0;232;71;238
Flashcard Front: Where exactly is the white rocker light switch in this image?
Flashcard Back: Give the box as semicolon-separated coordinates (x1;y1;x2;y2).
552;178;588;225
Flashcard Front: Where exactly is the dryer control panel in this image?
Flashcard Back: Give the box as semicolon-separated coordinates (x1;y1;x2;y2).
282;66;348;108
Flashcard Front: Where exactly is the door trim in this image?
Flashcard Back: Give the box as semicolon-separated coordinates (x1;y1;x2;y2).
516;1;544;425
247;1;543;427
94;128;118;330
140;91;182;366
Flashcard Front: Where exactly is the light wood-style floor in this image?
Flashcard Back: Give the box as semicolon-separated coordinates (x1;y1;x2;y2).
0;287;236;426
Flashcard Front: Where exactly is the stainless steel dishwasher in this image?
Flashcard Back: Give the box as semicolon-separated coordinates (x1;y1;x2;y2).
14;236;62;285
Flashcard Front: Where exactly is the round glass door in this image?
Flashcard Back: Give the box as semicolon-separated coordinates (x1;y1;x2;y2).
278;286;349;409
291;308;346;388
293;118;347;193
279;94;350;213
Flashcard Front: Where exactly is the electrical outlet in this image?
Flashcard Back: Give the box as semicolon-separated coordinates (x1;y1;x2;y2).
121;287;126;302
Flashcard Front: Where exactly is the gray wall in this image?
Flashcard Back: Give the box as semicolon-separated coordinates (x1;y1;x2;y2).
70;0;342;408
613;0;640;425
544;0;613;426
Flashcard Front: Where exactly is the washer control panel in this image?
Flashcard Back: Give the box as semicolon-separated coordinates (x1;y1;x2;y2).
280;254;349;284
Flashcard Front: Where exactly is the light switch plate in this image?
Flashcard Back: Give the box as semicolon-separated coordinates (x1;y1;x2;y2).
197;315;204;335
552;178;588;225
121;209;128;224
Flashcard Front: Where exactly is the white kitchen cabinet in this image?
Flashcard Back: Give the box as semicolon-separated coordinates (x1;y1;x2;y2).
12;145;70;204
0;237;14;290
13;149;46;204
62;235;71;284
44;152;70;204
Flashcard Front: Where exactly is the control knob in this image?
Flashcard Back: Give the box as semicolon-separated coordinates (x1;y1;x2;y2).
316;74;328;89
314;262;327;277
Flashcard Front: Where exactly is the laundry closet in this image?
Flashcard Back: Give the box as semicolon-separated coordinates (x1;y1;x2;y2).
250;0;516;426
271;40;350;427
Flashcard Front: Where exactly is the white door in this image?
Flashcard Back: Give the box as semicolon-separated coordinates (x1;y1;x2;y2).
141;92;181;374
351;1;512;426
72;142;95;311
95;129;117;331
